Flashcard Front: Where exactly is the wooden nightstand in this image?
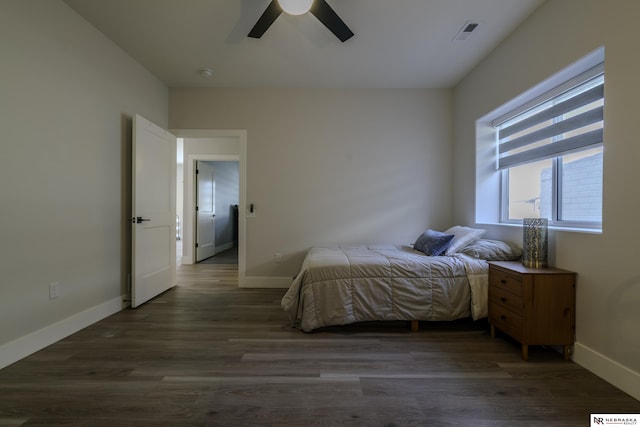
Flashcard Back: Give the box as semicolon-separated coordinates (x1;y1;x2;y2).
488;261;576;361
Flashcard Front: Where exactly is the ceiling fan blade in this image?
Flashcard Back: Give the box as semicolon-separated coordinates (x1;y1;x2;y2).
310;0;354;42
248;1;283;38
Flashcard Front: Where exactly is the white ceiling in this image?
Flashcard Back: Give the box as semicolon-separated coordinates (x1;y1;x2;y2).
63;0;544;89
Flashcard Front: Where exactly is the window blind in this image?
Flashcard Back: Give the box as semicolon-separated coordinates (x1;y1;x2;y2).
496;66;604;170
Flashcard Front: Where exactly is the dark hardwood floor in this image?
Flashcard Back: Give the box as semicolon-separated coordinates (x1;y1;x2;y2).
1;260;638;426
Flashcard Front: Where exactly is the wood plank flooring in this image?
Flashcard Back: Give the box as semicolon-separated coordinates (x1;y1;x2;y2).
1;261;638;426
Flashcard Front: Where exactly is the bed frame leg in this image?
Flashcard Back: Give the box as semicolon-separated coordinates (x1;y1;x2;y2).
411;320;419;332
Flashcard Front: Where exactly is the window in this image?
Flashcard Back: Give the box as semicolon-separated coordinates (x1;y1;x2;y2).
493;63;604;230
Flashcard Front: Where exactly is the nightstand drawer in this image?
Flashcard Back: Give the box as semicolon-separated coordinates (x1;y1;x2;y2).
489;303;522;340
490;284;523;314
489;269;522;297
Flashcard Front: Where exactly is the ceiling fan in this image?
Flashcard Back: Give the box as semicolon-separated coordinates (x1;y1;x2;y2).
248;0;354;42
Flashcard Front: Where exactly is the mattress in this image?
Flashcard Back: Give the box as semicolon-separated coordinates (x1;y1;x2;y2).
281;245;488;332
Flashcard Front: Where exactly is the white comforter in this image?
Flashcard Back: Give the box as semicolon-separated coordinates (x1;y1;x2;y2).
281;245;489;332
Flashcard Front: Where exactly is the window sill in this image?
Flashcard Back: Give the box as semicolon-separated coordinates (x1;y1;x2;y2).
477;221;602;235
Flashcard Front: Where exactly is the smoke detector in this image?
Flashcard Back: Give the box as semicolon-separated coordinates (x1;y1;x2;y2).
199;68;213;78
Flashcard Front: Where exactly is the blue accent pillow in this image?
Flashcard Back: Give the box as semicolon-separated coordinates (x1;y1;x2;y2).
414;229;455;256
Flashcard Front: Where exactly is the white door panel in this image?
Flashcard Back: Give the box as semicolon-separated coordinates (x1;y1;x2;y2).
132;114;176;308
196;161;216;261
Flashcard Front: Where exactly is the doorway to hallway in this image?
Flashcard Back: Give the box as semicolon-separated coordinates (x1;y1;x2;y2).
171;129;248;287
195;160;239;264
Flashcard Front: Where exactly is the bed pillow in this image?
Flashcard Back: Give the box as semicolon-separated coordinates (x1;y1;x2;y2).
444;226;486;255
459;239;523;261
414;229;455;256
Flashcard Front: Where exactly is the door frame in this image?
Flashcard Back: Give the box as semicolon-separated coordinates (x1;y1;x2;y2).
171;129;247;287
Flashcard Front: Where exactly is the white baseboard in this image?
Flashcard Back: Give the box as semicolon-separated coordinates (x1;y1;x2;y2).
215;241;234;253
0;295;127;370
240;276;292;288
573;341;640;401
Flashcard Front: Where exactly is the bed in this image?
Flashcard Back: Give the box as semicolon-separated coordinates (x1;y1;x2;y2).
281;229;522;332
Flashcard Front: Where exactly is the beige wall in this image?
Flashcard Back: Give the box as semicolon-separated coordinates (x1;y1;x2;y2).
170;88;453;278
453;0;640;398
0;0;167;364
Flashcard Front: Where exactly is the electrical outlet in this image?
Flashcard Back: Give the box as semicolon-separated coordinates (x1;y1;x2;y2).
49;282;60;300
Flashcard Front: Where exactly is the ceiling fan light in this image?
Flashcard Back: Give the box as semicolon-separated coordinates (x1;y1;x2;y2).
277;0;314;15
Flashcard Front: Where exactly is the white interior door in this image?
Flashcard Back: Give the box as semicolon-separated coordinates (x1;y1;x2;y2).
132;114;176;308
196;161;216;262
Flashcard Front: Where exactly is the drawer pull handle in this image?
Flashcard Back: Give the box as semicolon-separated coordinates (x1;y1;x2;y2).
500;315;506;320
500;297;507;302
500;279;507;284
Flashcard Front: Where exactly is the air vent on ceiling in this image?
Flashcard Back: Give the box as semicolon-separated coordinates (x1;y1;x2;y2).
454;21;480;41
